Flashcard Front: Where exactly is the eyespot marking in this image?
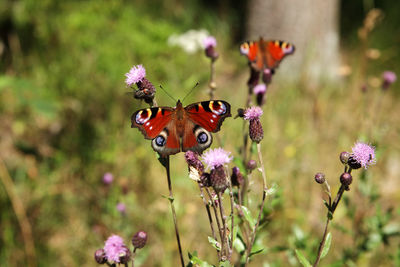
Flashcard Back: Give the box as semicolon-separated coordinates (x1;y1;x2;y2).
135;109;152;125
210;101;227;115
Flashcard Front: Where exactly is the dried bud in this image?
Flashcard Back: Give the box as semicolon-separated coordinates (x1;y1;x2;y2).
132;231;148;249
314;172;326;184
135;78;156;104
210;165;228;193
340;172;352;186
246;160;257;171
119;246;131;264
249;119;264;143
340;151;350;165
185;151;204;173
94;249;107;264
231;167;244;187
236;108;245;118
347;156;362;170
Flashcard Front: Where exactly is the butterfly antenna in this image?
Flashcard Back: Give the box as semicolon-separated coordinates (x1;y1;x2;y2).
159;85;177;102
182;82;200;103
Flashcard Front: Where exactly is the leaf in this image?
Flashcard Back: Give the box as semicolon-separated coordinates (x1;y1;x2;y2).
240;205;256;228
232;225;238;245
265;183;278;196
320;232;332;259
249;248;264;257
187;251;214;267
233;237;245;253
295;249;312;267
233;157;247;175
208;236;221;251
218;261;232;267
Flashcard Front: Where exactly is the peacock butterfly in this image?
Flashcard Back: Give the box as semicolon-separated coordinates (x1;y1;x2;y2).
240;37;295;72
131;100;231;157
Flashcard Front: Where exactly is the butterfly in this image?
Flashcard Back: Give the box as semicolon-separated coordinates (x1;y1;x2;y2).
240;37;295;72
131;100;231;157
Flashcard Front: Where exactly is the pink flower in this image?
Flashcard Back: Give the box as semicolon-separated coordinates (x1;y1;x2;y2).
253;84;267;95
382;71;397;90
116;202;126;214
203;36;217;49
103;235;127;263
102;172;113;185
125;64;146;87
351;142;376;169
244;106;263;120
202;148;233;170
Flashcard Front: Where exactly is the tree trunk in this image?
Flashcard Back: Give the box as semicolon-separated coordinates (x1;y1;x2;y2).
246;0;340;82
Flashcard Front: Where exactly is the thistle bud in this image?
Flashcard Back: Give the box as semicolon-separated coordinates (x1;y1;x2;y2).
382;71;396;90
262;68;274;84
94;249;107;264
135;78;156;104
119;246;131;264
246;160;257;171
210;165;228;193
231;167;244;187
340;172;352;186
132;231;148;249
203;36;219;61
200;172;211;187
249;119;264;143
185;151;204;173
314;172;326;184
340;151;350;165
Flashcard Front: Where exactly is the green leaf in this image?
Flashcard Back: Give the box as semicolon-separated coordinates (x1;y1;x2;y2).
249;248;264;257
219;261;232;267
265;183;278;196
232;225;238;245
233;157;247;175
187;251;214;267
241;205;256;228
208;236;221;251
233;237;245;253
295;249;312;267
321;232;332;259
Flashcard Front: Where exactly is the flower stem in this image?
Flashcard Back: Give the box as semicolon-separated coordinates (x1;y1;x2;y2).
163;156;185;267
209;59;216;99
217;191;228;260
198;184;218;257
228;183;235;259
245;143;267;264
0;158;36;267
313;217;330;267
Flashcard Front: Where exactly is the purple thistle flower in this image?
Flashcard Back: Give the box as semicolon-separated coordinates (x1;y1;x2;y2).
116;202;126;214
203;36;217;49
382;71;397;90
125;64;146;87
351;142;376;169
103;172;113;185
103;235;127;263
244;106;263;121
253;84;267;95
201;148;233;170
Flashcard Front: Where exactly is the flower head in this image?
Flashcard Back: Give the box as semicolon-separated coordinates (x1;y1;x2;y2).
116;203;126;214
351;142;376;169
103;235;127;263
203;36;217;49
244;106;263;121
103;172;113;185
125;65;146;87
253;84;267;95
202;148;233;170
132;231;148;249
382;71;397;90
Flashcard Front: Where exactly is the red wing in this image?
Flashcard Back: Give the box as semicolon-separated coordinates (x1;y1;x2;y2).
184;100;231;133
263;40;295;69
131;107;174;139
151;119;180;156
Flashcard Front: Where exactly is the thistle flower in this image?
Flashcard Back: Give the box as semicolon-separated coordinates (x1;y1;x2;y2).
253;84;267;106
382;71;396;90
125;65;146;87
132;231;148;249
203;36;219;60
201;148;233;170
116;202;126;214
244;106;264;143
244;106;263;121
103;235;128;263
210;165;228;192
350;142;376;169
262;68;274;84
103;172;113;185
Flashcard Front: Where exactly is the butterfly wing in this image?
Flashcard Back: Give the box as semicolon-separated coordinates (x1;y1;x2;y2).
182;100;231;153
262;40;295;69
240;41;264;71
131;106;180;156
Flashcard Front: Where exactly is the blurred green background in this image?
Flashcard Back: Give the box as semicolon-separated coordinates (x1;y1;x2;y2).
0;0;399;266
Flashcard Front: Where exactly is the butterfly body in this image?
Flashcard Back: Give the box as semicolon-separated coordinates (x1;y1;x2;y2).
132;100;231;156
240;37;295;71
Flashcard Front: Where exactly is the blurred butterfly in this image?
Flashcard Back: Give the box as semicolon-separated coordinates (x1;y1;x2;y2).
131;100;231;157
240;37;295;72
